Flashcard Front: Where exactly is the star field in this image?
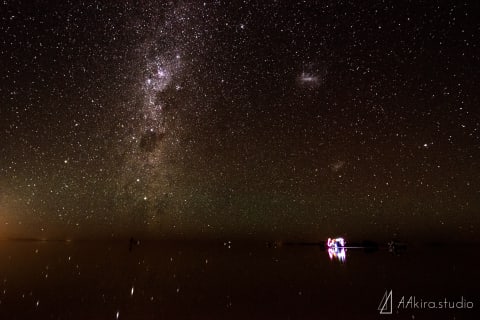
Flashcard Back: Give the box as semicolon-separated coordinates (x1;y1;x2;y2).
0;0;479;241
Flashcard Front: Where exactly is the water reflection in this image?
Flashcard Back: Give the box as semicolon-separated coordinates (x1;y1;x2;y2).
328;247;347;263
0;241;477;319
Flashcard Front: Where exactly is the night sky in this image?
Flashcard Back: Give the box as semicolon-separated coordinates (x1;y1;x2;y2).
1;0;479;241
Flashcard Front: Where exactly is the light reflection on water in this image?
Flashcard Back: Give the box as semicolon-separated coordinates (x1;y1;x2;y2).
0;241;478;319
328;247;347;263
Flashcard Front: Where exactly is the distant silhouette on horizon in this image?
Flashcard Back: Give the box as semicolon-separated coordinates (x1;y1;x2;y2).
129;237;140;252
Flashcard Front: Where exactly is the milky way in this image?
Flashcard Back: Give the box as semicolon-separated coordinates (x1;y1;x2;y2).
114;2;212;233
0;1;479;241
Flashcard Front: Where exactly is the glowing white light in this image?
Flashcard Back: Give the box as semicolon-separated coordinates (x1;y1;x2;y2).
327;237;345;248
302;76;316;82
328;247;346;262
299;72;318;83
327;237;346;262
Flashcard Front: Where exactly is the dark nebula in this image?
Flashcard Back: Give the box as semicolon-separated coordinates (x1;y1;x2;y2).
139;130;164;153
